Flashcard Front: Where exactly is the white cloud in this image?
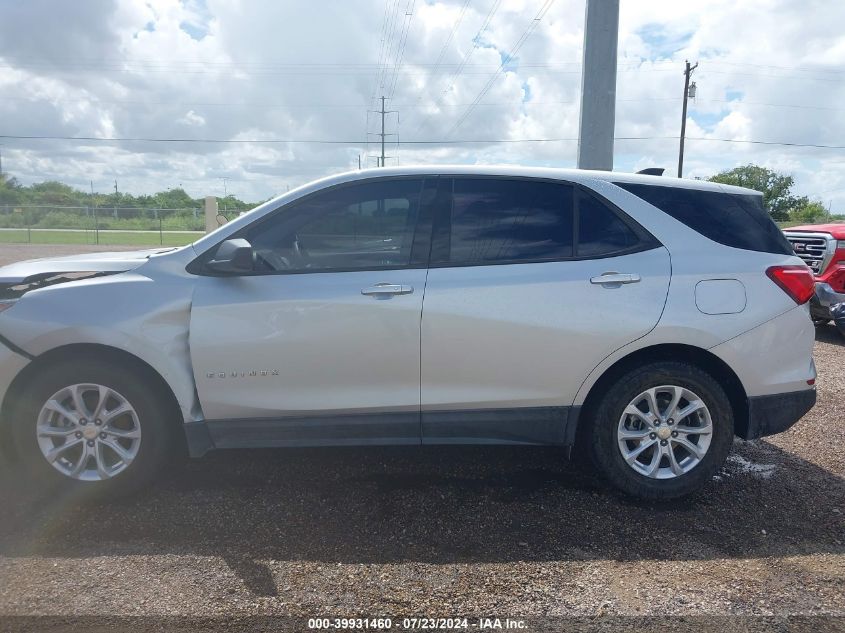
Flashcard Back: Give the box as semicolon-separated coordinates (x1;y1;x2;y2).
178;109;206;127
0;0;842;209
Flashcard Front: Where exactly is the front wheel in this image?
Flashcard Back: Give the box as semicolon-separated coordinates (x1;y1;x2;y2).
587;362;734;501
9;359;178;498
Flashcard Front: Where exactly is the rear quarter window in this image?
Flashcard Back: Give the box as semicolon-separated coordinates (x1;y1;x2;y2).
614;182;794;255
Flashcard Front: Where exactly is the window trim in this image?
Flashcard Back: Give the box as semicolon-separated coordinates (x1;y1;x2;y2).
428;175;661;270
187;175;436;277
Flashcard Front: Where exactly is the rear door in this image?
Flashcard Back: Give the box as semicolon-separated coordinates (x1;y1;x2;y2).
420;177;671;444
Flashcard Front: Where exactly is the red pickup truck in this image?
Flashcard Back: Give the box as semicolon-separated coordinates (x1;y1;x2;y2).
783;224;845;326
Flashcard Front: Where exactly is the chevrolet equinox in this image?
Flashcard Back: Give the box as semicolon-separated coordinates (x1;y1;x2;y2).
0;166;818;500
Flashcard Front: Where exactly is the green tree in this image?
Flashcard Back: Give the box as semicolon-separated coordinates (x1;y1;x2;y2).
155;187;198;209
709;165;808;221
789;200;828;224
28;181;80;206
0;173;263;211
0;173;24;206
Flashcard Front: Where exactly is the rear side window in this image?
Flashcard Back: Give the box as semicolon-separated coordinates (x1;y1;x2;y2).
442;178;574;264
615;182;793;255
577;191;642;257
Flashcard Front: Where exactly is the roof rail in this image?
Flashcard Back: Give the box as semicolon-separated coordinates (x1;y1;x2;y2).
636;168;665;176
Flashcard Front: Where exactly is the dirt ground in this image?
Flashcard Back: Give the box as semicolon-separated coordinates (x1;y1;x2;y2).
0;243;159;265
0;243;842;632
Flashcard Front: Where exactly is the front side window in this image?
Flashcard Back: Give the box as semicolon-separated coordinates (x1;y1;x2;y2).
439;178;574;265
246;178;423;272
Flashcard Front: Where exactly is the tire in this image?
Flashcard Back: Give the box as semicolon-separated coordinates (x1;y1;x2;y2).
587;361;734;501
9;358;179;499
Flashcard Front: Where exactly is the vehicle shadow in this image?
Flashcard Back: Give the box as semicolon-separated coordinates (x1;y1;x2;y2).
0;437;842;598
816;323;845;346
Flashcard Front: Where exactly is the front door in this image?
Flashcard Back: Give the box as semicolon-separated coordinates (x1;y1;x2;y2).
420;178;671;444
189;177;433;444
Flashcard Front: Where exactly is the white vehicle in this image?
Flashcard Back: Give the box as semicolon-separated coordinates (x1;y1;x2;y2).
0;166;817;500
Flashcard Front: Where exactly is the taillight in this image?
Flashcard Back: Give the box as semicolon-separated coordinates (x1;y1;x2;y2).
766;265;816;304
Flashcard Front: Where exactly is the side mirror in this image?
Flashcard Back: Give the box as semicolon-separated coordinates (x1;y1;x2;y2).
206;238;254;274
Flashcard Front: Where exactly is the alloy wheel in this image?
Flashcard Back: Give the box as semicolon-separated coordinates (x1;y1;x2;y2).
616;385;713;480
35;383;142;481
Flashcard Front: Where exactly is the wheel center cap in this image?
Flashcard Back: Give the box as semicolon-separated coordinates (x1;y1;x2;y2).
82;426;98;440
657;427;672;440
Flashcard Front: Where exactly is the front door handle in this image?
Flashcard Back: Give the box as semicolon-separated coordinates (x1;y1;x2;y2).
590;272;642;286
361;283;414;297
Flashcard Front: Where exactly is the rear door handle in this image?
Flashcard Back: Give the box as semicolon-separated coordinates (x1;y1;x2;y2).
361;283;414;297
590;272;641;286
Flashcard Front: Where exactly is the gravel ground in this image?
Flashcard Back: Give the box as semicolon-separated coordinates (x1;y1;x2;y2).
0;244;843;631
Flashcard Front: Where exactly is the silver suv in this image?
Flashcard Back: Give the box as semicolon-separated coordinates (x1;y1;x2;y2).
0;166;817;500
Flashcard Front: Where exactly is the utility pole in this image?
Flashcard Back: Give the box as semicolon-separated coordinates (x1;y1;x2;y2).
0;145;3;176
91;180;99;244
113;179;119;219
678;60;698;178
220;177;229;216
368;96;397;167
576;0;620;171
380;96;387;167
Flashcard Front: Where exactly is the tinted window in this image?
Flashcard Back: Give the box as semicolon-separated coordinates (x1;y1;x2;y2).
443;179;573;264
246;179;423;272
578;192;642;256
615;182;793;255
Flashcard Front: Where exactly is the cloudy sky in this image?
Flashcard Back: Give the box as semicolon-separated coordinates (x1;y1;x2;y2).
0;0;843;207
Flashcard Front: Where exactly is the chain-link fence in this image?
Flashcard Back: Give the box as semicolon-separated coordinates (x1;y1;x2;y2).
0;205;206;246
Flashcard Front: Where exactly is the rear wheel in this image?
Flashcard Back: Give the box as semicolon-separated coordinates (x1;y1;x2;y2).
9;359;178;498
587;361;734;500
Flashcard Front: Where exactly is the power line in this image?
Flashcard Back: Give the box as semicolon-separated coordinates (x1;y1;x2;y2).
369;0;402;165
370;0;396;103
429;0;473;76
3;134;844;149
8;54;843;71
386;0;417;99
369;0;398;159
696;69;842;83
6;56;844;77
413;0;503;134
375;0;404;99
7;62;840;82
435;0;503;94
406;0;471;113
6;95;845;112
697;60;845;75
447;0;556;137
